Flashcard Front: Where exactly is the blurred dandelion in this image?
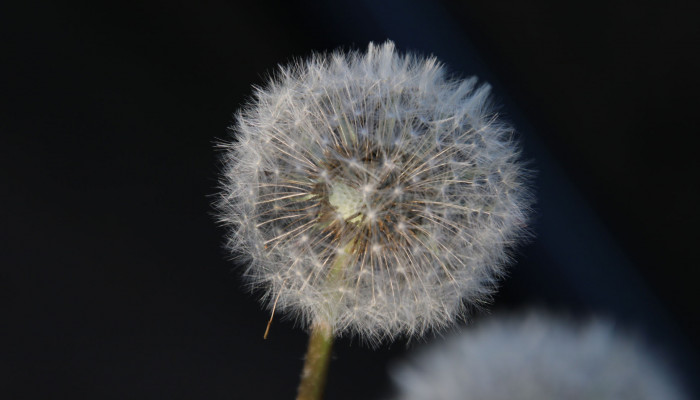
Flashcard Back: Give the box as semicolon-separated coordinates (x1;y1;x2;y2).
390;312;688;400
217;41;532;399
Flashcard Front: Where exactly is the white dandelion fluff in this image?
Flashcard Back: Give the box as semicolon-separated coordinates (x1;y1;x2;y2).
218;41;532;342
391;312;688;400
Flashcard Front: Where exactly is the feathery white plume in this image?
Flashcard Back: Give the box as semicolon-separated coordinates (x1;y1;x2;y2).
391;312;687;400
218;41;532;343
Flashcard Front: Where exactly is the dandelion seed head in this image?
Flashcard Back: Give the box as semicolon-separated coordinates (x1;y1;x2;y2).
218;41;533;343
391;312;688;400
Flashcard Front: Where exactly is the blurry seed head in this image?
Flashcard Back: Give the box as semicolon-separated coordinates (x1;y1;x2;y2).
391;312;688;400
217;41;533;343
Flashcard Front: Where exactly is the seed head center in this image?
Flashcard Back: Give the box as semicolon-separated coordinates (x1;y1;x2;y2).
329;181;363;222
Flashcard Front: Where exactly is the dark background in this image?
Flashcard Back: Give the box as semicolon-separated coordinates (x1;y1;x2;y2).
2;0;699;398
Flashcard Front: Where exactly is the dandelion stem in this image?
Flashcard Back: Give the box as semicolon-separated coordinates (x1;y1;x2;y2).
296;321;334;400
296;243;353;400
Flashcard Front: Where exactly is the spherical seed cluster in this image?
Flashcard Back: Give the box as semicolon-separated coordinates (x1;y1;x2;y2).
391;312;687;400
218;41;532;342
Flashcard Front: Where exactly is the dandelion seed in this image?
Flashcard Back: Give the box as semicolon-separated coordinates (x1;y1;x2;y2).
217;41;532;344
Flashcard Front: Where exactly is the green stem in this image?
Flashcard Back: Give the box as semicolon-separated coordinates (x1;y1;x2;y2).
296;242;353;400
296;322;334;400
